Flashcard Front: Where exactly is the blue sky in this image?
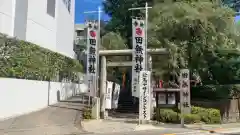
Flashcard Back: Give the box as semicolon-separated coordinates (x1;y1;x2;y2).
75;1;240;24
75;0;109;24
236;15;240;23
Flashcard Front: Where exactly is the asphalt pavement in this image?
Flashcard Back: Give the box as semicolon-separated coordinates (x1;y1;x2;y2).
222;132;240;135
79;129;218;135
81;131;240;135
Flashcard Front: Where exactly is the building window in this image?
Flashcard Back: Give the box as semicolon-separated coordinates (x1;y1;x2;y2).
62;0;71;13
68;0;71;12
47;0;56;17
76;30;84;37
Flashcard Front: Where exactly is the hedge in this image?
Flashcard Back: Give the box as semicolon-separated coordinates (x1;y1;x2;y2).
82;107;92;119
0;33;83;81
154;106;221;124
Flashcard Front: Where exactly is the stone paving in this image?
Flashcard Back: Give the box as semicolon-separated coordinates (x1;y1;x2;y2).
81;115;240;135
81;119;163;134
0;96;88;135
2;96;240;135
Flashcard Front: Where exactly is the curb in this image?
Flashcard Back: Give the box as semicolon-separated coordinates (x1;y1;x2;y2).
207;127;240;134
160;130;210;135
208;128;225;133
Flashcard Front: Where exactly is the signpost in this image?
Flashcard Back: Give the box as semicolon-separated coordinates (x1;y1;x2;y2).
180;69;191;127
84;7;102;108
139;71;151;123
86;21;98;98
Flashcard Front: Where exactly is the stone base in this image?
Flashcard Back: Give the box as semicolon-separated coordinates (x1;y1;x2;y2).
91;97;100;119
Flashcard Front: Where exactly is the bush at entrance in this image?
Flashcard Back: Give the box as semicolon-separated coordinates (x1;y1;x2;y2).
82;107;92;119
155;109;179;123
155;106;221;124
191;106;221;124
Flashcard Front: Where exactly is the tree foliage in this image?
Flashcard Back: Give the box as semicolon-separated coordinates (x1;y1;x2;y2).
101;32;129;82
103;0;153;48
148;1;237;78
103;0;240;97
222;0;240;12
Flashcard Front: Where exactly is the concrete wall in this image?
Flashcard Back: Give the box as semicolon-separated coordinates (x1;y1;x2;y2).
0;0;15;36
0;0;75;58
55;0;75;57
13;0;28;40
0;77;81;120
26;0;57;52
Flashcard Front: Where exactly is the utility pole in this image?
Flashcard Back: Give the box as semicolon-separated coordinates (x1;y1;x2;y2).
128;2;152;70
129;2;152;124
84;6;102;97
84;7;102;118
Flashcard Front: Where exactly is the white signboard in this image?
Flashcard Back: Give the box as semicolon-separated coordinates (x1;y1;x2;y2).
168;93;176;105
139;71;151;121
132;19;146;97
152;92;156;107
105;81;113;109
112;83;121;109
86;21;98;97
180;69;191;114
158;93;166;104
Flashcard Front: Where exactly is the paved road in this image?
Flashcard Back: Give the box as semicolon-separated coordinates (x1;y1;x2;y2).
83;130;239;135
0;96;88;135
80;129;219;135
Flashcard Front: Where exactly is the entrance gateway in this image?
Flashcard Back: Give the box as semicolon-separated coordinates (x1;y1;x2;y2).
99;49;166;121
99;50;191;126
84;4;191;126
86;26;191;126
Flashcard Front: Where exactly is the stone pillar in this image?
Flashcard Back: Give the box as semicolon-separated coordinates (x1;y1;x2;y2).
148;55;155;119
92;97;100;119
100;56;107;118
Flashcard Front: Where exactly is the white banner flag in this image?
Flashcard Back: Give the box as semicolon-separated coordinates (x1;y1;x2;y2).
139;71;151;121
112;83;121;109
105;81;113;109
86;21;98;97
132;19;146;97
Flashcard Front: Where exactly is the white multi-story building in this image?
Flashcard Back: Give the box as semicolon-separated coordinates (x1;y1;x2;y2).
74;23;86;42
0;0;75;58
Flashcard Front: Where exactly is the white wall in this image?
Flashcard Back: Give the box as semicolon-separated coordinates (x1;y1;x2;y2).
0;0;15;36
0;77;81;120
55;0;75;58
26;0;57;51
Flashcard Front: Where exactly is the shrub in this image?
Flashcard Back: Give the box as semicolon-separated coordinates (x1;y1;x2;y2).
191;106;207;114
155;108;180;123
206;108;221;124
191;106;209;122
191;106;221;124
82;107;92;120
182;114;201;124
0;33;83;81
155;106;221;124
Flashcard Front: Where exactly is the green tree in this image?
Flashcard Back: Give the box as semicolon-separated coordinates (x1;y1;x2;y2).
148;0;237;75
103;0;240;97
101;32;128;83
222;0;240;12
103;0;153;48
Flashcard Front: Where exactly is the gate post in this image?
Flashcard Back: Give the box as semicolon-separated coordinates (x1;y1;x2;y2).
100;56;107;118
